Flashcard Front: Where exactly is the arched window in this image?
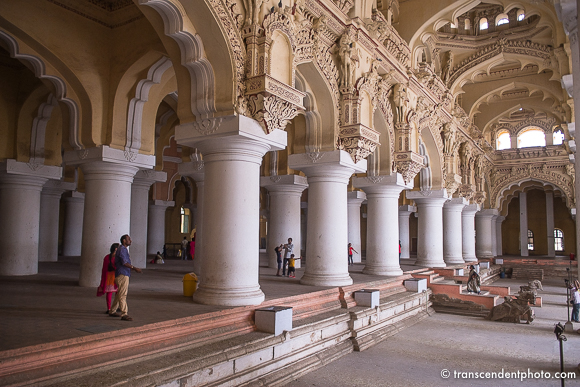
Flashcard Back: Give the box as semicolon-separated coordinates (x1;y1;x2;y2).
464;19;471;30
553;129;565;145
496;13;509;26
180;206;190;234
517;9;525;21
527;230;534;251
480;18;488;30
496;131;511;150
554;229;564;251
517;127;546;148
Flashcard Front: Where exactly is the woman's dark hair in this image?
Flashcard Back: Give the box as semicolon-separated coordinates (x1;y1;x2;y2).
110;243;120;254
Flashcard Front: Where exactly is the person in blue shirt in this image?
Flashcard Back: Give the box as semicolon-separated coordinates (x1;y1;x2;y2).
109;234;142;321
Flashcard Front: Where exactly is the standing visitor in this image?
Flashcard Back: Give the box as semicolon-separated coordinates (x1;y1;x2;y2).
274;243;284;276
97;243;119;314
288;254;299;278
109;235;142;321
348;243;358;265
466;265;481;295
181;237;189;260
282;238;293;277
570;280;580;322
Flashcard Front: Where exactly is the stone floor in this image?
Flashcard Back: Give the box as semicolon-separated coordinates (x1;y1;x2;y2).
288;276;580;387
0;257;417;351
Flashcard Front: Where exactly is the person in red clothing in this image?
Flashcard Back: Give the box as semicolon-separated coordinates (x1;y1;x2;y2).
348;243;358;265
97;243;119;314
189;236;195;260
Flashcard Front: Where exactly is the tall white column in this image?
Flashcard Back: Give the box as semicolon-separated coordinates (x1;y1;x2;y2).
407;190;449;268
179;161;205;274
63;146;155;286
496;215;505;256
131;170;167;268
519;191;529;256
462;204;480;262
443;197;468;264
491;215;498;258
147;200;174;257
0;160;62;275
38;181;75;262
289;150;366;286
176;115;286;306
475;209;498;259
62;191;85;256
261;175;308;268
398;205;416;259
354;174;411;275
0;172;48;275
347;190;366;264
546;191;555;257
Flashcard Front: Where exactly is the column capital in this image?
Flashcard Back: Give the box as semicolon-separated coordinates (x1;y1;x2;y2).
444;197;468;209
399;204;417;213
476;208;499;218
353;173;413;195
496;215;506;222
150;199;175;208
2;159;61;180
260;174;308;193
179;161;205;182
133;169;167;187
347;190;367;204
406;189;450;204
289;150;366;181
462;203;481;215
176;114;287;153
63;145;156;170
63;190;85;201
42;179;77;195
79;161;140;184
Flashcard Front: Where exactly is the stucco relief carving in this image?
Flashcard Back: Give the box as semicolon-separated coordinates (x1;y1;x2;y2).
247;94;300;132
193;117;223;135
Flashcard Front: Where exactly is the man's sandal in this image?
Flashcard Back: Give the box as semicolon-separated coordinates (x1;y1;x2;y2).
121;315;133;321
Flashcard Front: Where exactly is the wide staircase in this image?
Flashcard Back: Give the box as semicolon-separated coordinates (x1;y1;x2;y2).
0;275;432;387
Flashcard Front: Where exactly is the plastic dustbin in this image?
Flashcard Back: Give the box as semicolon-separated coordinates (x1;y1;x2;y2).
183;272;198;297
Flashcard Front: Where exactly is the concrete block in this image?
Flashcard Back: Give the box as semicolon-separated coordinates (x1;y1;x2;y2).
495;258;504;264
354;289;380;308
455;268;464;276
255;306;292;335
404;278;427;293
480;262;490;269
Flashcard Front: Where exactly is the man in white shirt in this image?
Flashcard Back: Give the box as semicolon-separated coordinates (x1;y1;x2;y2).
282;238;293;277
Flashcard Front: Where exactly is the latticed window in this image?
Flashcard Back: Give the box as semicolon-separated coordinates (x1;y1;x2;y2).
527;230;534;251
554;229;564;251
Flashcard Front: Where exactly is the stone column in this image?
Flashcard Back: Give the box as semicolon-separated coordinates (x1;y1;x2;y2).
354;174;411;275
407;190;450;268
398;205;416;259
475;209;498;259
147;200;174;258
546;191;555;257
496;215;505;256
131;170;167;268
519;191;529;256
0;160;61;275
261;174;308;268
38;181;75;262
491;214;498;258
462;204;480;262
289;150;366;286
62;191;85;256
179;161;205;274
443;197;468;264
64;146;155;287
347;190;366;264
176;115;286;306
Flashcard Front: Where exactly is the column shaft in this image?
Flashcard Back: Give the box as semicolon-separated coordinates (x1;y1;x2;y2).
62;192;85;256
0;174;47;275
443;198;467;264
148;200;174;258
79;162;138;287
462;204;479;262
546;191;555;257
38;186;66;262
496;216;505;256
347;191;366;264
398;205;416;259
491;215;498;258
519;192;529;256
475;209;498;259
131;180;152;268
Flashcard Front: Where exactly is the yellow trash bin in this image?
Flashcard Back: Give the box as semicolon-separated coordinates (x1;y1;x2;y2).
183;272;198;297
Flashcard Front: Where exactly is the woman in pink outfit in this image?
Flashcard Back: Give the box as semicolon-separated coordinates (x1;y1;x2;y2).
97;243;119;313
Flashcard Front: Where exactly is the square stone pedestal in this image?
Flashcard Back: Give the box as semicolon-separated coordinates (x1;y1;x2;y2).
455;269;464;276
495;258;504;265
480;262;490;269
354;289;380;308
404;278;427;293
255;306;293;335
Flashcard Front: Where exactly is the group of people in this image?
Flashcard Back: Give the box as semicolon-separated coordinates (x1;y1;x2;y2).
96;234;142;321
181;236;196;260
274;238;300;278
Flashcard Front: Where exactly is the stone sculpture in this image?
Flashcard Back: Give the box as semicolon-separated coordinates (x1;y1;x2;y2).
518;279;543;305
486;296;535;324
